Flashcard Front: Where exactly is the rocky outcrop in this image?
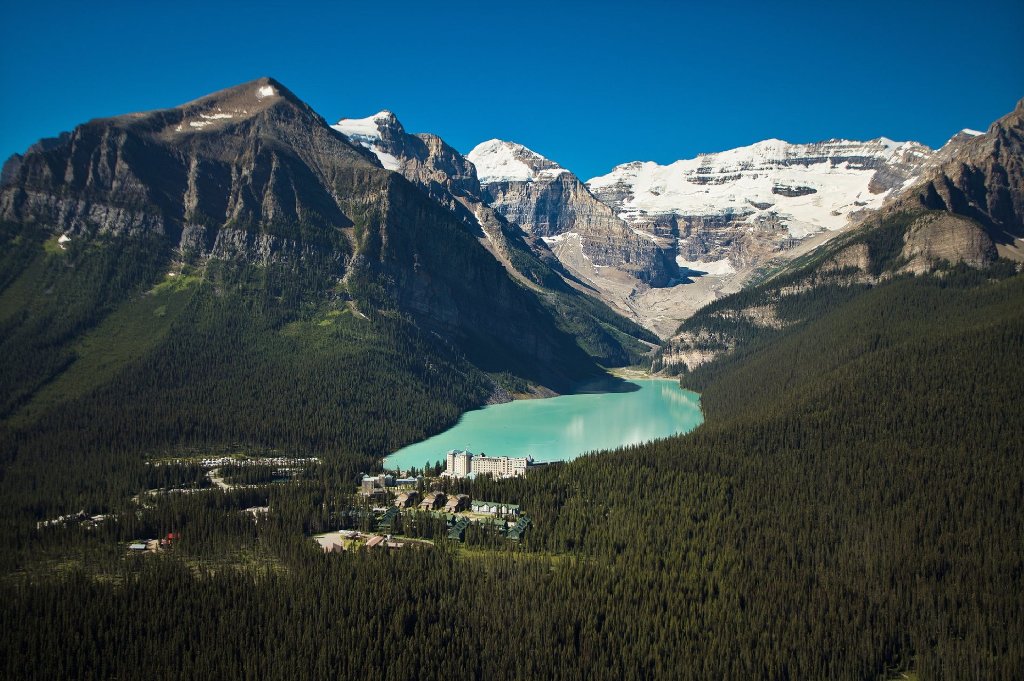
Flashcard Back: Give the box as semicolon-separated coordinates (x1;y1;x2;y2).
893;99;1024;246
468;140;673;286
899;213;997;274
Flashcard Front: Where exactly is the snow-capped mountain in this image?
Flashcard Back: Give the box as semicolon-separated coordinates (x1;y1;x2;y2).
463;136;940;336
587;137;934;241
468;139;568;184
332;113;1006;338
327;110;659;365
467;139;674;294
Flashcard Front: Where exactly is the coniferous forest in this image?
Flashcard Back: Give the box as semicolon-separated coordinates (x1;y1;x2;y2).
1;195;1022;679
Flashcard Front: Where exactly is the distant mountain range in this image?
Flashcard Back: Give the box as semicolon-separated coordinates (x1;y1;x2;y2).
333;101;1021;337
3;79;1020;387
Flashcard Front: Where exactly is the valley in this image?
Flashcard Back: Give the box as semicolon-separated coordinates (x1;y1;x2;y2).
0;73;1021;681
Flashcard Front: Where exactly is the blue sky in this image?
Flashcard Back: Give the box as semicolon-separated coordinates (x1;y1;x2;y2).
1;0;1021;180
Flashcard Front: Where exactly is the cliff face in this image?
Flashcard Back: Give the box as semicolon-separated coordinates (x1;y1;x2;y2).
0;78;372;262
894;99;1024;253
0;78;607;391
332;112;659;365
464;139;674;328
457;136;939;335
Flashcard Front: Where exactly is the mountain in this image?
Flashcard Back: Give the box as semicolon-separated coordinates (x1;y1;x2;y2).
587;138;933;241
332;112;659;366
466;139;676;326
0;77;649;484
458;136;937;336
891;98;1024;259
652;99;1024;376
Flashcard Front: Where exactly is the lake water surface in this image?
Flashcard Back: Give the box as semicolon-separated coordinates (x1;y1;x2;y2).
385;378;702;471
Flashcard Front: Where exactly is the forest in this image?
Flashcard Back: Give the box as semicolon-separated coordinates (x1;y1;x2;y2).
1;213;1023;679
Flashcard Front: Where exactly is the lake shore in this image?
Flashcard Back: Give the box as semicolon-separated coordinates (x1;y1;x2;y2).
384;378;703;471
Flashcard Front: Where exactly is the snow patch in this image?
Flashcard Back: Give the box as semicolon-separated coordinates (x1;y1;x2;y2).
200;112;234;120
332;112;392;142
467;140;537;182
467;139;566;184
541;232;578;246
331;113;401;171
189;121;212;129
372;149;401;171
962;128;984;136
676;257;735;276
256;85;276;99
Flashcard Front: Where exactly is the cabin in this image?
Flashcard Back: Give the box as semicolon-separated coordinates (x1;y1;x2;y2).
394;491;421;509
507;516;531;541
418;492;447;511
448;517;471;541
444;494;470;514
364;535;386;549
377;506;400;532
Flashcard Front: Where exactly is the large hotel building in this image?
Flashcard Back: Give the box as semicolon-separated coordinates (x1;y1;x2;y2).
443;449;533;479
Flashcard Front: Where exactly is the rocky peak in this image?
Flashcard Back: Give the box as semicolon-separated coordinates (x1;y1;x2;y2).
94;77;338;143
892;97;1024;250
466;139;568;183
464;139;674;299
332;111;407;170
0;76;378;254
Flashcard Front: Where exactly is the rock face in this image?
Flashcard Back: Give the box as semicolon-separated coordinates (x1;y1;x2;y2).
899;213;997;274
466;140;671;280
332;112;658;366
456;136;938;336
587;137;936;278
1;78;372;255
0;78;612;391
468;140;674;286
893;99;1024;255
334;112;480;219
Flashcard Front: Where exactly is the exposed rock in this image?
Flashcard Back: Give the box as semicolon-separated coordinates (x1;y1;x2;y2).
899;213;997;274
892;99;1024;245
821;243;871;273
0;77;611;392
468;140;673;286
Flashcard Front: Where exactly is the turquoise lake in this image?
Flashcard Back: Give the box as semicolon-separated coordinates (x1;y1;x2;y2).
384;378;703;471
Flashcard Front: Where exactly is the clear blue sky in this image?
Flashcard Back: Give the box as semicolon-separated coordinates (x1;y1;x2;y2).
1;0;1021;180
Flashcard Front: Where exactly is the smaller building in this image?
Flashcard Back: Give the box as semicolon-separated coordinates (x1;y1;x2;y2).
360;473;395;496
419;492;447;511
470;500;520;518
448;517;471;541
507;516;531;541
444;494;470;513
128;543;148;552
394;491;421;509
377;506;400;532
364;535;386;549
